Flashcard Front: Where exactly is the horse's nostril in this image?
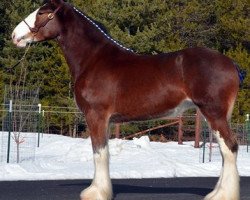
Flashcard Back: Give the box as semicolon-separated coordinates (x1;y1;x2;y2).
12;32;15;40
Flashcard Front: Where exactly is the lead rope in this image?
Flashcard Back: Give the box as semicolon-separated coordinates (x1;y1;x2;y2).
7;39;45;131
9;42;32;69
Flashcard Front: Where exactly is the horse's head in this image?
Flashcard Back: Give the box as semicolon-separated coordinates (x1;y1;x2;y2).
12;0;64;47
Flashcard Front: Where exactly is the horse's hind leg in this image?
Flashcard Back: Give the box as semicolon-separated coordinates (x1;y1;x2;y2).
80;109;112;200
202;117;239;200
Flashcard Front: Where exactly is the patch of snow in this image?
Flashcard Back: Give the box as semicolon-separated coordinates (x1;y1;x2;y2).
0;133;249;181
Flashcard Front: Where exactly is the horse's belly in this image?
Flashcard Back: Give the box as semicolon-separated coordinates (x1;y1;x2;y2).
162;98;196;117
111;98;195;123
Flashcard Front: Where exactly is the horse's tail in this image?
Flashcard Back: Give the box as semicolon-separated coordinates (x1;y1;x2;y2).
233;61;246;87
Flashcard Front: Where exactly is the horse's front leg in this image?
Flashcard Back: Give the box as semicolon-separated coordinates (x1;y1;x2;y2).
80;109;112;200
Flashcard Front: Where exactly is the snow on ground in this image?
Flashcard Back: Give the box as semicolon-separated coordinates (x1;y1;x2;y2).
0;133;249;181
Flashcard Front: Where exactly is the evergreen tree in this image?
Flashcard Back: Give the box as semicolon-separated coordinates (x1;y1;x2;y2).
215;0;249;50
226;45;250;122
0;0;11;102
0;0;249;128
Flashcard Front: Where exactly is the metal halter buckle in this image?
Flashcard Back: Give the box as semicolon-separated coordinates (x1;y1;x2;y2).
48;13;54;20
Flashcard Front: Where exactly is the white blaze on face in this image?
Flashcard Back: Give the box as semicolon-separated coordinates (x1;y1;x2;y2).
12;9;39;47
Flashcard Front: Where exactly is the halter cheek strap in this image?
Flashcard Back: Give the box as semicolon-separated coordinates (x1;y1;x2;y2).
23;5;62;34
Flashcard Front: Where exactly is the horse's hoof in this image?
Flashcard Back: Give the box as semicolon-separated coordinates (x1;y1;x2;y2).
204;190;239;200
80;184;112;200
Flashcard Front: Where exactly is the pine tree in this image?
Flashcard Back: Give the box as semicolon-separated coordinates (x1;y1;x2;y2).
226;45;250;122
0;0;11;102
215;0;250;50
1;0;249;127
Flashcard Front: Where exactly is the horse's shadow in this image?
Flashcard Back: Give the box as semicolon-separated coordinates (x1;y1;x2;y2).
112;184;212;196
60;179;213;199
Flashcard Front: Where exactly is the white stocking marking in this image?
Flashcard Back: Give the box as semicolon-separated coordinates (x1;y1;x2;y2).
205;131;239;200
80;146;112;200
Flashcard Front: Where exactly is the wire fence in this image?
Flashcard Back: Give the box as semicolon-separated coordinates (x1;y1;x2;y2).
0;101;86;164
199;120;250;163
0;132;37;163
41;106;85;137
0;100;249;164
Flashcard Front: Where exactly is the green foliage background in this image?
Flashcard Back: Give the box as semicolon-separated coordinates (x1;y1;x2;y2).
0;0;249;134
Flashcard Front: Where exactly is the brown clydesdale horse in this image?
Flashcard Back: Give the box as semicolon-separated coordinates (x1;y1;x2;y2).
12;0;241;199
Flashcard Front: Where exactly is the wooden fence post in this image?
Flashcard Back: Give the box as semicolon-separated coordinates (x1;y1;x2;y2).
178;116;183;144
195;109;201;148
114;123;120;138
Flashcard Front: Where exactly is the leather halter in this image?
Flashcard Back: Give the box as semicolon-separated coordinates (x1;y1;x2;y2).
23;5;62;34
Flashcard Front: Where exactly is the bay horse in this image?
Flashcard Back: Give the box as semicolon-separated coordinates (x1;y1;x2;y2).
12;0;241;199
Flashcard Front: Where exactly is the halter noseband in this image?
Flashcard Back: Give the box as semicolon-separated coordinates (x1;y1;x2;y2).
23;5;62;34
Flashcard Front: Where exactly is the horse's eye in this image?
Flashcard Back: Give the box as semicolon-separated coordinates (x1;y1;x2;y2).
38;11;43;15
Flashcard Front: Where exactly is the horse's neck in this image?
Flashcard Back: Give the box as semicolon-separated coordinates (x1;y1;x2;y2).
57;7;115;81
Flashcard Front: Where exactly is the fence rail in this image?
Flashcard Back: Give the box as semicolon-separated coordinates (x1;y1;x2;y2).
1;102;86;136
1;101;249;164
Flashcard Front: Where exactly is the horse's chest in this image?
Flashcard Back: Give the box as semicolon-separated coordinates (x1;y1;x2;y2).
75;77;115;108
